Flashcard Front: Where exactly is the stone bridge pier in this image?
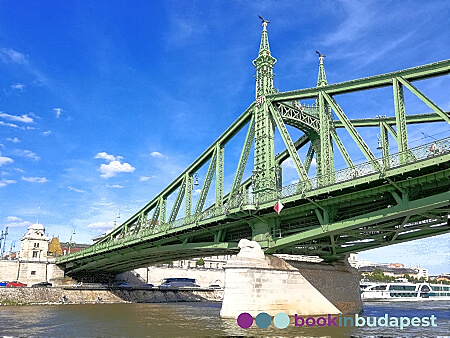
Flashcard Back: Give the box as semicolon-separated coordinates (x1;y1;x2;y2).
220;239;362;318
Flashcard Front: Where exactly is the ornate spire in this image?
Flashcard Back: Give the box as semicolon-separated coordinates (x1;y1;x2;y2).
316;51;328;87
253;17;277;97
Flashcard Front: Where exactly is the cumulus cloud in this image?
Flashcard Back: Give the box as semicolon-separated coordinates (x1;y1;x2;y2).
95;152;118;161
0;179;16;187
98;161;135;178
0;156;14;166
5;216;32;227
22;176;48;183
0;112;34;123
95;152;134;178
87;221;114;229
43;130;51;136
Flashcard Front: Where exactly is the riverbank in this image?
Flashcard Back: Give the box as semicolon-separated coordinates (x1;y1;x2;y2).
0;287;223;305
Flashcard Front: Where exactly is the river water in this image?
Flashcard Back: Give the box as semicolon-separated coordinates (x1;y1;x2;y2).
0;301;448;337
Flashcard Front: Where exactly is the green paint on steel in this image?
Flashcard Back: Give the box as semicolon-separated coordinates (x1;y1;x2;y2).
56;23;450;274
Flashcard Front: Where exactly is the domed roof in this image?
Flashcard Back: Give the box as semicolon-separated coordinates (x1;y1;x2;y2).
28;222;45;231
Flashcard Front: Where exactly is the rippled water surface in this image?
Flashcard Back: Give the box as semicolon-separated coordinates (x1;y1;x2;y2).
0;301;449;337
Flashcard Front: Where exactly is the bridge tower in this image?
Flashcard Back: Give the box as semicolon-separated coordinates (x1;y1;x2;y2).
252;19;278;198
316;53;335;185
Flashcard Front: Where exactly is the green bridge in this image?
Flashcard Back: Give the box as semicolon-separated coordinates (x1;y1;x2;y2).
57;22;450;279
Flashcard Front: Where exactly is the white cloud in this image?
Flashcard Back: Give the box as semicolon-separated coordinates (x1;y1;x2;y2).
139;176;156;181
150;151;165;158
22;176;48;183
68;186;87;193
0;156;13;166
6;137;20;143
0;48;27;64
0;121;19;128
17;149;40;160
43;130;51;136
0;112;34;123
5;216;31;227
11;83;25;91
87;221;114;229
53;108;62;118
95;152;117;161
282;158;296;169
0;179;16;187
106;184;124;188
98;160;135;178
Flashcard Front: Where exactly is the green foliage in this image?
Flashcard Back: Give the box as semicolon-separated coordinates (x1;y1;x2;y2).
196;258;205;266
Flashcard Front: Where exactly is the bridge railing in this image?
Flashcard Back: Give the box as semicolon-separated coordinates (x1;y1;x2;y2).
281;136;450;199
58;137;449;262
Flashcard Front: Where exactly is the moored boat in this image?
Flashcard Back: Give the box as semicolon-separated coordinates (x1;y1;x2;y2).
360;282;450;301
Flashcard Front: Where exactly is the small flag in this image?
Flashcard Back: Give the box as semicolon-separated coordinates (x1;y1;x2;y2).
274;201;284;214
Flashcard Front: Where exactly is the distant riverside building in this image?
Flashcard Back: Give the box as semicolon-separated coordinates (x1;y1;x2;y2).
0;221;65;285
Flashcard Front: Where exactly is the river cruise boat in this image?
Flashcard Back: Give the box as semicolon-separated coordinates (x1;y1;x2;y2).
360;282;450;301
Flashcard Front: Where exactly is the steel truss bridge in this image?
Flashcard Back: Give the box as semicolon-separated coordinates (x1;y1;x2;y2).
57;23;450;278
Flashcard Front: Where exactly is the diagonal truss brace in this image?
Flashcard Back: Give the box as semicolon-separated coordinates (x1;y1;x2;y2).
397;76;450;124
269;103;311;186
304;144;315;174
330;129;355;170
323;92;381;171
195;150;217;214
230;115;255;199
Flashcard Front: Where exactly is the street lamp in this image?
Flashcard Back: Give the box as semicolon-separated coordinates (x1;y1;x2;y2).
68;229;76;254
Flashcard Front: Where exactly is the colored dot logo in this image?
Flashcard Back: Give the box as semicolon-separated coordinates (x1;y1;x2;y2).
237;312;291;329
237;313;253;329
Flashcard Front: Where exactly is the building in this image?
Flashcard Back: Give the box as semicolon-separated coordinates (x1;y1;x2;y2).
0;221;65;285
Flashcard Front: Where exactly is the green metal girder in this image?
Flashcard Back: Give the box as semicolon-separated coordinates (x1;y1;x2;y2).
397;76;450;124
333;112;450;128
323;92;381;171
318;91;334;185
184;172;193;217
269;59;450;102
267;190;450;253
330;129;355;169
169;178;186;223
195;150;217;214
379;122;390;169
215;143;224;207
230;115;255;199
304;143;315;174
269;103;310;185
393;77;410;164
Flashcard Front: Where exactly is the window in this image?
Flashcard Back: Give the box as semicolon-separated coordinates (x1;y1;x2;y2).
31;271;36;275
32;251;38;258
34;243;39;248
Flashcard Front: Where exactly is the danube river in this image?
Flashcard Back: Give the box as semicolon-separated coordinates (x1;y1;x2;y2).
0;301;448;337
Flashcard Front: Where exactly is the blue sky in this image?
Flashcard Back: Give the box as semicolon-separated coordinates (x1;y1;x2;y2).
0;1;448;274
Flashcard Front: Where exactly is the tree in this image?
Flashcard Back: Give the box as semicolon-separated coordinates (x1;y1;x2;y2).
48;237;63;256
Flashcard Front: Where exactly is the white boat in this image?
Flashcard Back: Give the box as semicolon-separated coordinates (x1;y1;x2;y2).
360;282;450;301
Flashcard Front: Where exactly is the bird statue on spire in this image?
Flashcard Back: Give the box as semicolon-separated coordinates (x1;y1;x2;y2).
316;51;326;64
258;15;270;30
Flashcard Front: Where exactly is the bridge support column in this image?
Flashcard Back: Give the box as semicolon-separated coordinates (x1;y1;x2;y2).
220;239;362;318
